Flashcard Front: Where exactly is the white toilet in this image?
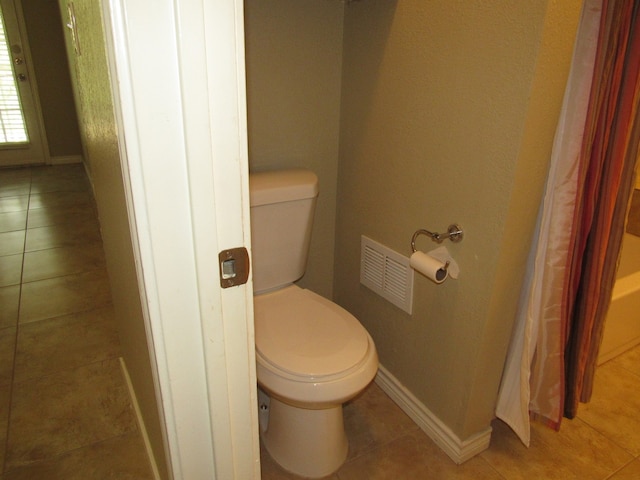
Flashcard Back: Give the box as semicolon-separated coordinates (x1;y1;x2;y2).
250;168;378;478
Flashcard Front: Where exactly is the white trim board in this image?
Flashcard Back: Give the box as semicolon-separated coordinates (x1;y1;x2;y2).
374;364;492;464
119;358;161;480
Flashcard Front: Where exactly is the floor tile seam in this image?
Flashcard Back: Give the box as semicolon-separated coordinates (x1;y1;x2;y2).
0;228;27;237
18;265;110;285
27;190;94;199
15;306;117;332
26;194;95;205
0;429;140;477
24;217;101;230
21;241;106;257
475;454;510;480
614;364;640;380
3;259;25;475
25;207;97;221
26;210;98;223
0;252;23;289
17;299;116;328
10;354;126;389
0;194;28;202
20;263;108;284
0;231;27;257
18;296;113;325
26;204;96;216
0;194;29;204
0;250;23;259
574;414;640;459
602;457;639;480
27;187;92;193
1;353;16;477
14;318;122;346
341;426;422;467
12;353;125;387
22;240;105;256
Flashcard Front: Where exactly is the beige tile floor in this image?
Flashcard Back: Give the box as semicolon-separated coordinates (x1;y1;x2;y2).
262;346;640;480
0;165;154;479
3;165;640;479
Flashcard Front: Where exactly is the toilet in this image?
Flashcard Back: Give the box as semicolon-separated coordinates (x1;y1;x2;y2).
250;168;378;478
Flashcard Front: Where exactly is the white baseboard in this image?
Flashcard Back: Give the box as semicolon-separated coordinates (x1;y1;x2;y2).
50;155;83;165
375;364;492;464
119;358;162;480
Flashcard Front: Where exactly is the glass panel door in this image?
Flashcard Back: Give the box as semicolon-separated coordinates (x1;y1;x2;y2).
0;7;28;144
0;0;45;166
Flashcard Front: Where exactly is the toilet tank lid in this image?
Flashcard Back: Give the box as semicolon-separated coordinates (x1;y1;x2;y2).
249;169;318;207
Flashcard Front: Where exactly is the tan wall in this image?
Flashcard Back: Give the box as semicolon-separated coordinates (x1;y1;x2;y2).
57;1;168;477
20;0;82;158
334;0;582;440
244;0;344;299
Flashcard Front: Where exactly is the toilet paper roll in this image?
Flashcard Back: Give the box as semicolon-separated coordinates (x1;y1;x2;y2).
410;251;448;284
427;246;459;279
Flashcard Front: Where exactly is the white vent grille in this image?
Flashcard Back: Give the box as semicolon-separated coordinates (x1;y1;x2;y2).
360;236;413;314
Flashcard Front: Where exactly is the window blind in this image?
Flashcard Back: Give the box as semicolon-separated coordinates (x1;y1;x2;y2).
0;10;27;144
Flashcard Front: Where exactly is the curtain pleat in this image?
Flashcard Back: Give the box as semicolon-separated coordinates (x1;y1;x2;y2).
564;0;640;418
496;0;640;444
495;0;603;444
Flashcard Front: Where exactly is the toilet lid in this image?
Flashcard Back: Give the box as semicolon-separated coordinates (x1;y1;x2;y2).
254;286;370;379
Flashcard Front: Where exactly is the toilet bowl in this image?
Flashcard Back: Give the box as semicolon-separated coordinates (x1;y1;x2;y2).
254;285;378;477
249;168;378;478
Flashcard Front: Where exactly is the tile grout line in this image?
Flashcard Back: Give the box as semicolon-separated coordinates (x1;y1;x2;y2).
1;165;149;477
11;350;122;389
0;432;137;477
2;166;32;475
602;457;639;480
575;414;640;461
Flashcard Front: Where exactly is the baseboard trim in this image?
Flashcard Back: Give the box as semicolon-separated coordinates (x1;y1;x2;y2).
375;364;492;464
50;155;83;165
119;358;162;480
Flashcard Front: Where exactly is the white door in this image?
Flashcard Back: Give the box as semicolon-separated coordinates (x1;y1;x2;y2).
0;0;46;167
101;0;259;478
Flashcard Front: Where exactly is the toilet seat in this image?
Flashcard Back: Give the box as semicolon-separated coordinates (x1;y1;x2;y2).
254;285;370;381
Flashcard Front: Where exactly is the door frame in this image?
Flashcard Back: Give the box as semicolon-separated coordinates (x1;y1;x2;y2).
0;0;49;166
101;0;259;478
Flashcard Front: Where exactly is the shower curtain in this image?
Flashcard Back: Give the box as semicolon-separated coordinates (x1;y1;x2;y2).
496;0;640;446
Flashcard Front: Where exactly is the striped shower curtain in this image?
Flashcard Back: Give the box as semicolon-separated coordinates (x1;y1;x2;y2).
496;0;640;445
564;0;640;418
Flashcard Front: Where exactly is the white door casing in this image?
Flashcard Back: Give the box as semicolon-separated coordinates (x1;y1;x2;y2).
0;0;48;166
101;0;259;478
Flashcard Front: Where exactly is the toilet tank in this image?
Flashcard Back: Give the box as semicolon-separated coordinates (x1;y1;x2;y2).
249;169;319;293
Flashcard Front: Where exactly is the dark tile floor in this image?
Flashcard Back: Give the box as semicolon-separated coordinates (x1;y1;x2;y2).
0;165;154;479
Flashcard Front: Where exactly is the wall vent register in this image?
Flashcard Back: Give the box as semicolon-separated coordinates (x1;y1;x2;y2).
360;236;414;314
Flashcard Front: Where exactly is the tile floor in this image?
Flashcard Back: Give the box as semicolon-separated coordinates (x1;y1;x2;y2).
262;343;640;480
3;165;640;479
0;165;154;479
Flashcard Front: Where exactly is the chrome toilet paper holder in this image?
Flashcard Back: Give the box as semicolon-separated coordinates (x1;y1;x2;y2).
411;224;464;252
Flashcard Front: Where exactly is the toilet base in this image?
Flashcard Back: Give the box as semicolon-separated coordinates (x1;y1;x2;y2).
262;396;348;478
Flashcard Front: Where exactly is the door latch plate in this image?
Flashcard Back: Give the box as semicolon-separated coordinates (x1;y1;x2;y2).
218;247;250;288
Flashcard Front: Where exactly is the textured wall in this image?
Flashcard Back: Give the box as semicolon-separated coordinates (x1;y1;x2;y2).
57;1;168;477
334;0;582;440
244;0;344;299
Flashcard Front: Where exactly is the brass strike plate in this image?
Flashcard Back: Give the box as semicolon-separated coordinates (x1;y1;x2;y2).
218;247;250;288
